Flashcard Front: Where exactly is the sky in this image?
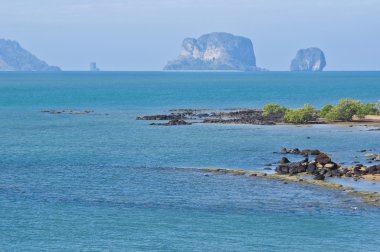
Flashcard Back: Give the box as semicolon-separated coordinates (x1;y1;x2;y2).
0;0;379;71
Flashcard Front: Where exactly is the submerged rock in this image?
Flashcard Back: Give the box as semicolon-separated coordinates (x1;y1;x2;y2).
290;47;326;72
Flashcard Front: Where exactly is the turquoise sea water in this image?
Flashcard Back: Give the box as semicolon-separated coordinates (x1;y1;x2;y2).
0;72;380;251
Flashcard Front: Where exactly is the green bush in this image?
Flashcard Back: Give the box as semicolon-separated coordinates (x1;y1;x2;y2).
283;104;317;124
320;105;334;118
324;99;379;121
357;103;379;118
262;103;287;117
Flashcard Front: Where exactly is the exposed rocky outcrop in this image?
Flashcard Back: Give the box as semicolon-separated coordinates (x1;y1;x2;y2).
150;119;192;126
41;109;94;115
275;150;380;180
0;39;61;71
164;32;261;71
290;47;326;71
137;108;285;126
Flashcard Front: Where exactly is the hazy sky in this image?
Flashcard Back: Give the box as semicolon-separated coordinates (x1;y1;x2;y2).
1;0;379;71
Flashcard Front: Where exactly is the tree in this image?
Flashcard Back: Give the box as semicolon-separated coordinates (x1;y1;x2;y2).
283;104;317;124
262;103;287;117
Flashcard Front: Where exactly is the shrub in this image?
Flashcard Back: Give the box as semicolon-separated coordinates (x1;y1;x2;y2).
283;104;317;124
324;99;378;121
262;103;287;117
357;103;379;118
320;105;334;118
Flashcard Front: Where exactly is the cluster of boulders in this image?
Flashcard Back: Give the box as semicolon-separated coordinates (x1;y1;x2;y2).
137;114;187;120
41;109;94;115
137;109;286;126
275;149;380;180
150;119;192;126
279;148;321;156
365;153;380;162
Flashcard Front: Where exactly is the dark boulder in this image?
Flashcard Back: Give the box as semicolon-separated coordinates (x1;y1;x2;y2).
279;157;291;164
276;165;290;174
367;165;380;175
314;173;325;180
315;153;331;165
307;163;317;174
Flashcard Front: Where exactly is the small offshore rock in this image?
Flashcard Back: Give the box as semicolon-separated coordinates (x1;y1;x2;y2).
315;153;331;165
279;157;291;164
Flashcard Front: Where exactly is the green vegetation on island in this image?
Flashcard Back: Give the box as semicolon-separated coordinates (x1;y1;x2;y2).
262;99;380;124
138;99;380;126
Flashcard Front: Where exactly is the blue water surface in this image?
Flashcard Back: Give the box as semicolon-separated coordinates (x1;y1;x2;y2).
0;72;379;251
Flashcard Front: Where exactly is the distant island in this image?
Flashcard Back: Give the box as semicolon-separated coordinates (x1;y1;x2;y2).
0;39;61;71
164;32;263;71
290;47;326;71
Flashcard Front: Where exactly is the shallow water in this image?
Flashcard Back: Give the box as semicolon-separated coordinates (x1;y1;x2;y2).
0;72;380;251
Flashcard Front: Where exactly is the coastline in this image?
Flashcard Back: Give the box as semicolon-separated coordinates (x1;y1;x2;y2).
176;167;380;207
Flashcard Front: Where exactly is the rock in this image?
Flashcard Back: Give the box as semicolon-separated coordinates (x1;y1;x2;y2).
0;39;61;71
324;163;337;170
300;149;321;156
279;157;291;164
275;162;307;175
263;167;272;170
307;163;317;174
316;163;324;169
367;165;380;174
150;119;192;126
290;148;301;154
276;165;290;174
137;113;189;120
315;153;331;165
314;173;325;180
164;32;261;71
290;47;326;72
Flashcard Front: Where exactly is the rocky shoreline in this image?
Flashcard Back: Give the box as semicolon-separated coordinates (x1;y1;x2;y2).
177;148;380;207
136;108;380;126
274;148;380;181
137;108;297;126
176;166;380;207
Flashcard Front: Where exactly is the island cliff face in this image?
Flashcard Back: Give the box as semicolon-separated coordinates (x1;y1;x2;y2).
164;32;258;71
290;48;326;71
0;39;61;71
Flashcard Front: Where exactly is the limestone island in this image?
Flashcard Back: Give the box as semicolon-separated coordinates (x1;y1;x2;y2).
290;47;326;71
164;32;264;71
0;39;61;71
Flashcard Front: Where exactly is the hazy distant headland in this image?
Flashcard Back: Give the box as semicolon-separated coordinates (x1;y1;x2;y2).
164;32;265;71
0;39;60;71
164;32;326;72
290;47;326;72
0;35;328;72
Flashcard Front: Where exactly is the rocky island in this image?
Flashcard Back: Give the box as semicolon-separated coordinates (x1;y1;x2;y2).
0;39;61;71
136;99;380;126
164;32;262;71
290;47;326;71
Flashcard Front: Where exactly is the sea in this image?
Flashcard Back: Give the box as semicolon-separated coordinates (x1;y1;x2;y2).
0;71;379;251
